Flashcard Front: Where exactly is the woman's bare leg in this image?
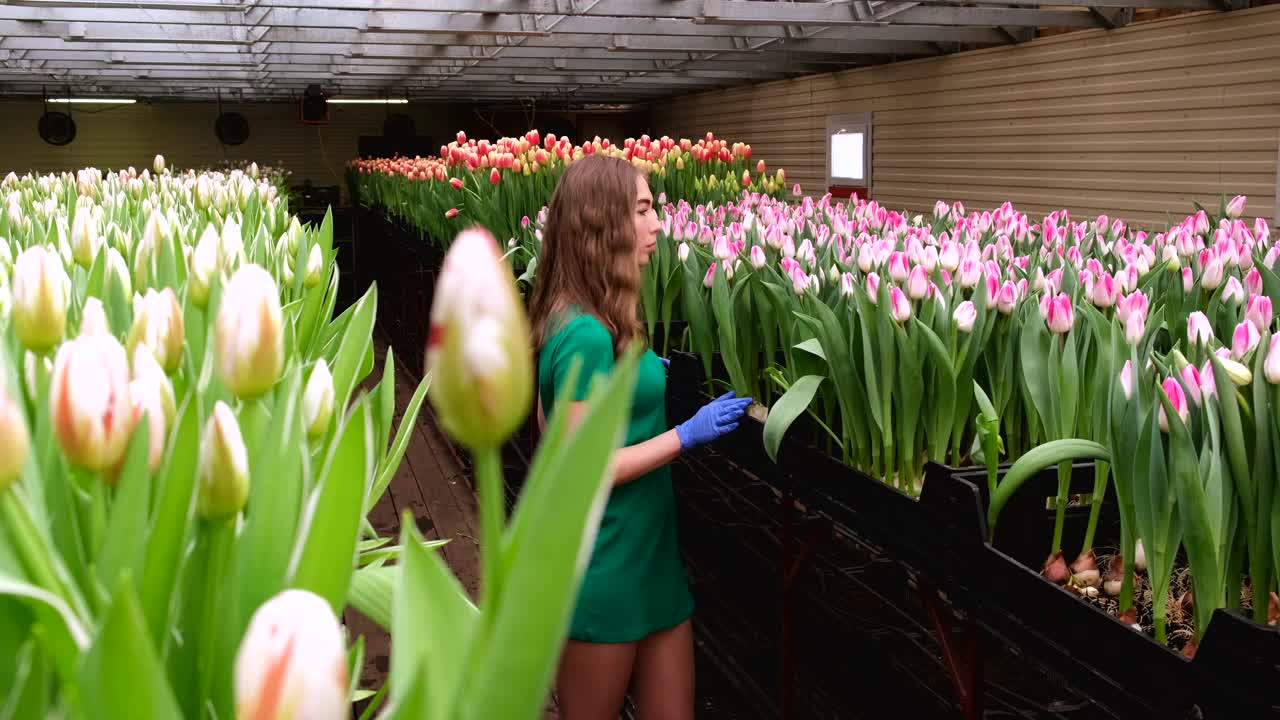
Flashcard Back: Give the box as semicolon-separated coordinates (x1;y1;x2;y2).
631;619;695;720
555;639;637;720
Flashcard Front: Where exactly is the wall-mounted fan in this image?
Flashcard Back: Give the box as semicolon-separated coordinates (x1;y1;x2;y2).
38;90;76;146
214;112;250;145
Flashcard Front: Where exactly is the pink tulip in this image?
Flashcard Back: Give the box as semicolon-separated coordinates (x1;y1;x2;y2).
997;281;1019;315
1201;255;1225;290
677;242;690;262
921;246;939;273
1199;359;1218;398
866;272;881;304
983;274;1000;309
749;245;766;269
1226;194;1247;219
713;236;732;260
889;287;911;323
445;208;459;219
449;177;464;190
888;252;909;283
1182;267;1195;293
1159;376;1189;432
1194;210;1211;236
907;264;930;300
489;168;501;184
1246;267;1264;297
958;259;981;288
939;241;961;272
1232;320;1261;359
1116;290;1149;327
1119;360;1134;399
1254;217;1270;246
1090;273;1118;308
1180;363;1203;405
840;272;855;296
1188;311;1214;346
953;300;977;333
1264;335;1280;384
1222;276;1245;304
1247;295;1272;331
1125;312;1146;346
703;263;716;288
1040;293;1074;334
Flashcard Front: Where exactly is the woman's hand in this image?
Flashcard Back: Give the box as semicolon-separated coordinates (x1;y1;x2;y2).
675;391;753;451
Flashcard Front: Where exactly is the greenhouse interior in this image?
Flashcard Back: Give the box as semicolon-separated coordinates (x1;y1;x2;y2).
0;0;1278;718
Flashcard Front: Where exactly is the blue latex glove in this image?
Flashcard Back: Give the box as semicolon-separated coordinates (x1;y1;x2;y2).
659;357;671;370
675;391;754;450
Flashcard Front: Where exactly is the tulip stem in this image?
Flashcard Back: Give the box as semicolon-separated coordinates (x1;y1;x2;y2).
197;518;234;714
474;447;505;610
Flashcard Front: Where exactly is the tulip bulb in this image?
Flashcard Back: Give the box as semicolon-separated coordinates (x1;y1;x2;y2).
234;589;349;720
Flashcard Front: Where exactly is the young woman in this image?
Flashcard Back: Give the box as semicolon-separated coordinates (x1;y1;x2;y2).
528;154;753;719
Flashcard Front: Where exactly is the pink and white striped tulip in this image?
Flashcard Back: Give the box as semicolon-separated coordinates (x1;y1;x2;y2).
1089;273;1118;308
888;251;909;282
866;272;881;304
1180;363;1203;406
1222;276;1245;305
1201;256;1225;290
1246;267;1264;297
749;245;766;269
1116;291;1149;327
1125;312;1146;346
1264;335;1280;384
1246;295;1272;332
840;272;855;297
889;286;912;323
1040;293;1074;334
953;300;977;333
1225;194;1247;219
958;259;981;288
1158;377;1189;433
1188;312;1215;347
907;264;930;299
1119;360;1134;400
1232;321;1261;359
997;281;1019;315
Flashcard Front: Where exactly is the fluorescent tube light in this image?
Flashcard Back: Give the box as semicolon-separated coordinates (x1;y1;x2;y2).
48;98;136;104
325;98;408;104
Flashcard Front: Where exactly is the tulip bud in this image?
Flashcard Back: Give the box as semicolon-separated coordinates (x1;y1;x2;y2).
1118;360;1134;400
153;154;166;175
196;401;249;521
71;211;102;268
1222;276;1245;305
1041;292;1074;334
50;333;133;472
127;287;184;374
1158;376;1189;432
131;344;175;427
1216;351;1253;386
234;589;349;720
1232;320;1261;359
677;242;690;262
953;300;977;333
303;244;323;289
1225;194;1246;219
1246;295;1273;331
189;224;218;308
12;245;70;353
1201;256;1224;290
0;389;29;493
749;245;766;269
889;286;911;323
425;227;533;449
79;296;111;337
1264;335;1280;384
1187;311;1215;347
906;264;929;300
215;264;284;400
302;359;334;440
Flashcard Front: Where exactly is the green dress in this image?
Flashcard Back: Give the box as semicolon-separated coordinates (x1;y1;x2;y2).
537;308;695;643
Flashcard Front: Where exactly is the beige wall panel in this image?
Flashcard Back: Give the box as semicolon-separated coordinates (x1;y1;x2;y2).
655;5;1280;228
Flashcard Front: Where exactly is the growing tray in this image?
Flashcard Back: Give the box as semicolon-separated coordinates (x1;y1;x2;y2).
927;463;1280;719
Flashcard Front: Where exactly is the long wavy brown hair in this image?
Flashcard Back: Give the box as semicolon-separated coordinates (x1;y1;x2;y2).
529;154;645;355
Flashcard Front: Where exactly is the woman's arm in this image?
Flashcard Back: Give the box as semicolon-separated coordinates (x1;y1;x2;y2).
562;401;683;486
